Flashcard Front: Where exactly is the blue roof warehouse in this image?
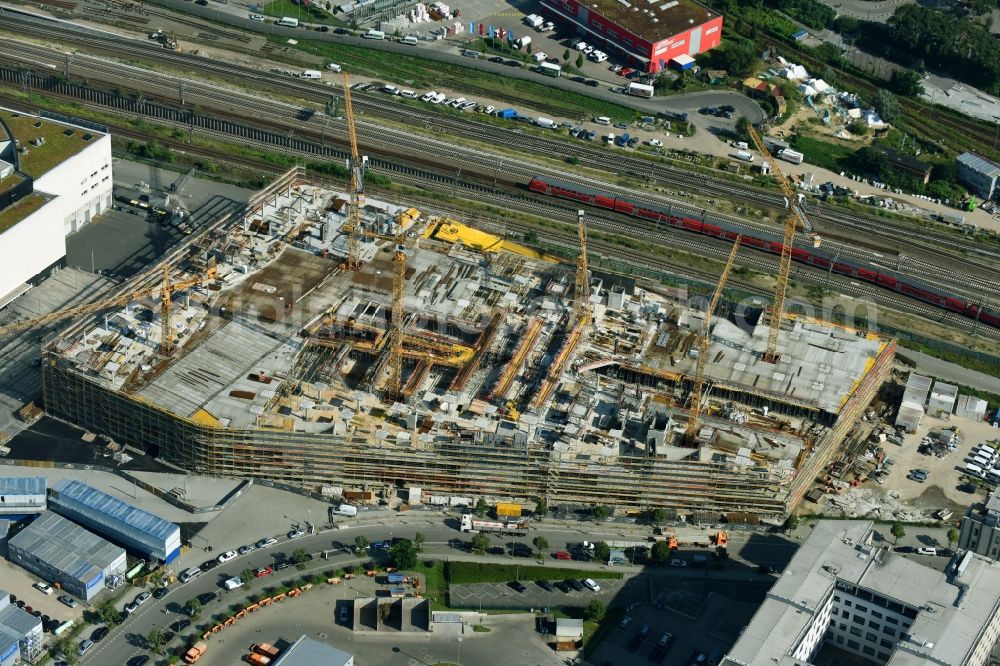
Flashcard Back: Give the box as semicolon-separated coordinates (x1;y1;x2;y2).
48;479;181;563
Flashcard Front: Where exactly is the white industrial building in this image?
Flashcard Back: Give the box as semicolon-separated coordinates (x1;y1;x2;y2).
895;373;932;433
272;636;353;666
956;395;988;422
723;520;1000;666
0;477;46;518
7;511;126;601
48;479;181;563
0;589;43;666
0;108;112;309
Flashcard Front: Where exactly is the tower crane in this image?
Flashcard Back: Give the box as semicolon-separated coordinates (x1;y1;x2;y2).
0;267;211;355
387;239;406;399
685;236;740;445
746;124;820;363
574;209;591;325
342;71;366;271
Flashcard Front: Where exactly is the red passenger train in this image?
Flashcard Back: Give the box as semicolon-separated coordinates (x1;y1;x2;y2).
527;176;1000;330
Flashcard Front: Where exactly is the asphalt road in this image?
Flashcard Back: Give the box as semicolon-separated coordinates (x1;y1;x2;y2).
79;519;797;665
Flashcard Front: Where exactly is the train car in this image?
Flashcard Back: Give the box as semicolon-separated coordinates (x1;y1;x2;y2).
526;175;997;330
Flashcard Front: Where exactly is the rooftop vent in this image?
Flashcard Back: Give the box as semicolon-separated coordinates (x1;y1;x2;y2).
31;137;45;147
62;129;75;137
33;121;42;128
660;1;678;8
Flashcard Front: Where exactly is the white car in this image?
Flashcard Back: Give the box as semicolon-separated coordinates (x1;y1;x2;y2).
575;41;588;51
249;13;265;21
400;89;417;98
484;105;496;114
217;550;237;564
669;559;688;567
420;90;438;102
134;591;151;605
33;582;53;595
648;139;663;147
255;537;278;548
288;529;306;539
583;578;601;592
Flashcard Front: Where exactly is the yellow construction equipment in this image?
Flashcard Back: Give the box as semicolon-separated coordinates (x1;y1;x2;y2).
0;268;210;352
746;125;819;363
387;240;406;398
342;71;365;271
685;237;740;445
574;210;591;325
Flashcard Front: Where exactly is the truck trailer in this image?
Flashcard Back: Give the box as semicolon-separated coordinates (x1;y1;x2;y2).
514;36;531;49
275;17;299;27
627;82;655;98
460;514;527;534
778;148;804;165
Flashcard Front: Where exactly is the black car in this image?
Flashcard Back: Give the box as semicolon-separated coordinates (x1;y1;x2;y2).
274;561;291;571
585;79;600;87
153;586;170;599
571;76;587;84
628;635;643;652
91;626;110;642
489;56;504;64
504;60;521;67
170;619;191;633
959;483;978;494
128;656;150;666
554;581;571;593
537;580;554;592
318;25;329;32
894;546;914;553
334;27;349;34
508;581;527;593
197;592;217;605
161;631;175;644
566;578;584;592
199;559;219;572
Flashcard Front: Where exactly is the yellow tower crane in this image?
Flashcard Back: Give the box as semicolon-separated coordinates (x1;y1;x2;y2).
387;240;406;399
574;209;591;325
342;71;365;271
746;124;820;363
685;236;741;445
0;267;211;355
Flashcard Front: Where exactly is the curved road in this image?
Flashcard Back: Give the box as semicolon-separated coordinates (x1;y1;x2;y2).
77;517;796;665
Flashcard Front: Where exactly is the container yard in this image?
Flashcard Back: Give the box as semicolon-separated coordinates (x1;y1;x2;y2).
40;168;894;520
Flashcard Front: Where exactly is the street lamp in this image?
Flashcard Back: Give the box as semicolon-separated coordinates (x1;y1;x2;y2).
457;635;463;665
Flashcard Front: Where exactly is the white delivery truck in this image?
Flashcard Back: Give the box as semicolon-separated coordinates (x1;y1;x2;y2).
334;504;358;517
364;29;386;39
325;63;342;72
300;70;322;79
276;16;299;27
778;148;804;164
223;576;243;590
524;13;544;28
399;34;418;45
535;117;556;128
736;150;755;162
514;36;531;49
627;82;655;98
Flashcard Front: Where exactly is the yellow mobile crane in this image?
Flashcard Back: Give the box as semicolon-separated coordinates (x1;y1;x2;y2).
746;125;820;363
685;237;741;444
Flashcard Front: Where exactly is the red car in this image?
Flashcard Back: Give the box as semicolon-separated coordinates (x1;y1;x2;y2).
553;551;572;561
254;566;272;578
619;67;632;77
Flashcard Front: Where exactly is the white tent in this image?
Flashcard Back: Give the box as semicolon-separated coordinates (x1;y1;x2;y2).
808;78;832;93
782;64;808;80
798;83;817;96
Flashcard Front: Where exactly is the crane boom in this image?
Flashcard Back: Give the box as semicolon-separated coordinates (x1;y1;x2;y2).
685;236;740;444
746;124;815;363
342;71;364;271
0;272;207;342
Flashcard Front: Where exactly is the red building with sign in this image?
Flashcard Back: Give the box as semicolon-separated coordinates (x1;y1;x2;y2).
541;0;722;72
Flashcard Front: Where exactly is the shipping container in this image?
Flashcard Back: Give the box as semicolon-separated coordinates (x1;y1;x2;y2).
778;148;804;165
496;502;522;517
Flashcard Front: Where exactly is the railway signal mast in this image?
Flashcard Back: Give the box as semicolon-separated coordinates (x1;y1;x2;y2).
342;71;366;271
746;124;820;363
685;237;740;445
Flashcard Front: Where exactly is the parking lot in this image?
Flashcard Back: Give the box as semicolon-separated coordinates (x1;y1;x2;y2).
450;575;635;610
0;557;83;626
590;577;769;666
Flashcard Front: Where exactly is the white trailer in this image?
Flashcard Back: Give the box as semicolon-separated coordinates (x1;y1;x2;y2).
778;148;804;164
627;82;654;98
276;16;299;27
514;36;531;49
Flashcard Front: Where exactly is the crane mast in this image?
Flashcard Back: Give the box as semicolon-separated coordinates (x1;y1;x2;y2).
574;209;591;325
342;71;365;271
387;241;406;399
746;124;819;363
685;237;741;444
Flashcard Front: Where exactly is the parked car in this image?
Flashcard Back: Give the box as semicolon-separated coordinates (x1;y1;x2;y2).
197;592;217;605
33;582;53;595
288;529;306;539
200;559;219;572
237;544;256;556
585;79;599;87
170;619;191;633
566;579;584;591
255;566;273;578
57;595;76;608
128;656;151;666
669;559;688;567
554;581;571;593
256;537;278;548
134;591;151;605
124;601;139;615
537;580;554;591
620;616;632;628
648;139;663;147
152;587;170;599
583;578;601;592
91;626;110;642
488;56;503;63
508;581;527;593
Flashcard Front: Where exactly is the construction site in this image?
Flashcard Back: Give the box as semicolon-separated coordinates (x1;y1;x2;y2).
17;93;895;520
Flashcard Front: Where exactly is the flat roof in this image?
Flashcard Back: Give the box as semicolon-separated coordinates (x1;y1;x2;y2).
0;592;41;639
8;511;123;583
578;0;718;44
0;192;50;235
52;479;180;543
958;151;1000;178
273;636;352;666
0;109;103;179
0;477;46;496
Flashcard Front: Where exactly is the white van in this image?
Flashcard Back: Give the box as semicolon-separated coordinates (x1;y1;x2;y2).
223;576;243;590
973;455;991;468
916;547;937;556
400;89;417;98
399;35;418;45
383;84;399;95
966;463;984;477
325;63;342;72
364;29;386;40
179;568;202;584
300;70;322;79
594;116;611;125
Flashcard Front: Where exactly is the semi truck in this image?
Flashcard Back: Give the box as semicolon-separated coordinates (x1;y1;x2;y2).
627;82;655;98
460;514;527;534
183;642;207;664
778;148;804;164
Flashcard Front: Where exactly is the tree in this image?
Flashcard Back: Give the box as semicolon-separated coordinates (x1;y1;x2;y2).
717;41;758;77
593;505;611;521
888;69;924;97
576;53;584;69
526;42;532;54
735;116;751;143
651;540;672;564
147;627;167;655
593;541;611;564
848;119;868;136
947;528;959;546
873;89;900;124
783;514;800;532
533;536;550;557
584;599;606;621
240;568;255;587
890;522;906;544
475;498;490;517
97;600;120;628
184;597;201;621
414;532;425;551
563;48;570;61
471;532;491;555
535;498;548;517
650;508;667;526
52;636;78;665
354;535;370;552
291;548;310;565
390;539;418;569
